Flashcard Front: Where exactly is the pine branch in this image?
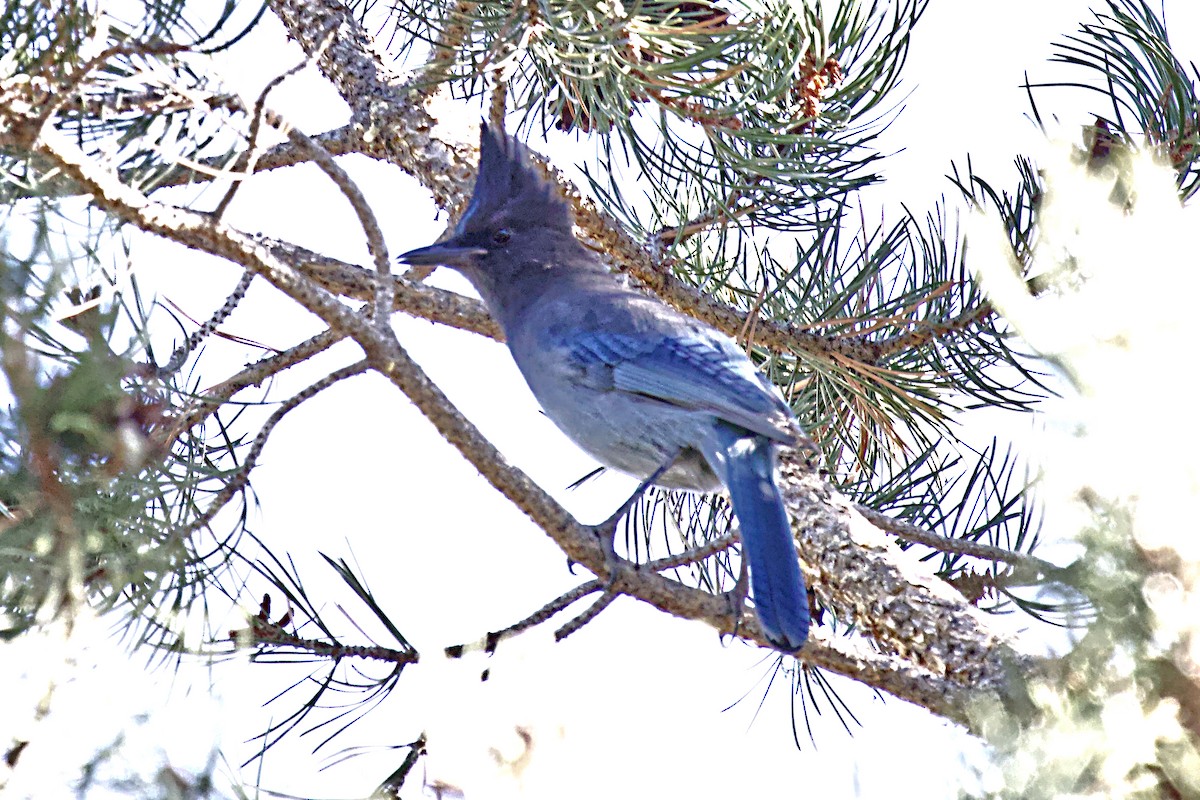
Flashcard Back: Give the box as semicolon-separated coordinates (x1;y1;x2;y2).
272;236;500;338
142;126;361;191
58;87;243;121
871;300;996;359
780;452;1032;696
232;612;418;666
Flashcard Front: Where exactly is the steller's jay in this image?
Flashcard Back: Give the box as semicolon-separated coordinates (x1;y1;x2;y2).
400;124;811;650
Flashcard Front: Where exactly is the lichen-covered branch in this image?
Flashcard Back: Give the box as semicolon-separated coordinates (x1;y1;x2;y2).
268;235;500;339
782;452;1032;700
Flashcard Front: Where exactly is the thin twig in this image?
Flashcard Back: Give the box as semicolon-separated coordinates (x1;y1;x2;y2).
555;592;617;641
232;616;417;666
213;24;338;219
282;122;394;321
160;327;346;447
853;503;1064;577
445;580;604;657
156;271;256;376
369;734;428;799
63;88;242;121
644;533;737;571
185;361;369;537
738;281;769;350
449;531;740;653
651;181;760;248
144;126;360;190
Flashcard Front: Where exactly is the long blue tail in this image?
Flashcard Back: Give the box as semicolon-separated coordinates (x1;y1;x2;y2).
709;427;810;650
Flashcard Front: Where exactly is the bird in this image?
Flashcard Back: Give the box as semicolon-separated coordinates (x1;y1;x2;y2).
399;124;811;650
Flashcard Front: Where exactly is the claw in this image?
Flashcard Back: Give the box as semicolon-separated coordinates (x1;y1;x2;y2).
590;451;679;586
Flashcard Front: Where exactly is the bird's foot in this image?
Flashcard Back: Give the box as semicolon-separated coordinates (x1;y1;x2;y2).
584;521;622;588
587;453;679;586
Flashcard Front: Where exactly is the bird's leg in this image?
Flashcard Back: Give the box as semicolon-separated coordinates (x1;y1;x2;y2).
587;452;679;583
724;545;752;639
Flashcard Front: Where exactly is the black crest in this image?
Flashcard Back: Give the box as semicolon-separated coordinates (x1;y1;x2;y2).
457;123;572;234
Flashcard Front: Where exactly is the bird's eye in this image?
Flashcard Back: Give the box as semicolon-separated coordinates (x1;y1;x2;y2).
492;229;511;245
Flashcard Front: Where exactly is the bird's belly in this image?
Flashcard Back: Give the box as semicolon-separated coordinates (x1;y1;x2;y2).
530;382;720;492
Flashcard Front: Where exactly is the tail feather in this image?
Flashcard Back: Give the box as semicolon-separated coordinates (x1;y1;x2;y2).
708;428;810;650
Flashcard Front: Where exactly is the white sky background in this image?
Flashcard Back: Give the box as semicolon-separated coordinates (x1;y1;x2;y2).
5;1;1200;798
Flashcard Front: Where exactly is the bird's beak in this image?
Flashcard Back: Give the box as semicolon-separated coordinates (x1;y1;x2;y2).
397;240;487;268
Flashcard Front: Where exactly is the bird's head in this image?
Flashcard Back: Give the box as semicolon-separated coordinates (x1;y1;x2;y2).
398;124;575;280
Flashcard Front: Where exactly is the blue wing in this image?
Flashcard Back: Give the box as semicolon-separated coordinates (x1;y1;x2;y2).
566;329;798;445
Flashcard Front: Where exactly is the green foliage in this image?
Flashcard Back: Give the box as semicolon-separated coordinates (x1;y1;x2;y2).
0;1;92;75
0;208;243;647
385;0;925;224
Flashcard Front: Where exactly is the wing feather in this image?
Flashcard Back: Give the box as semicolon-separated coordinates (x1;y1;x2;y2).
568;331;797;444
